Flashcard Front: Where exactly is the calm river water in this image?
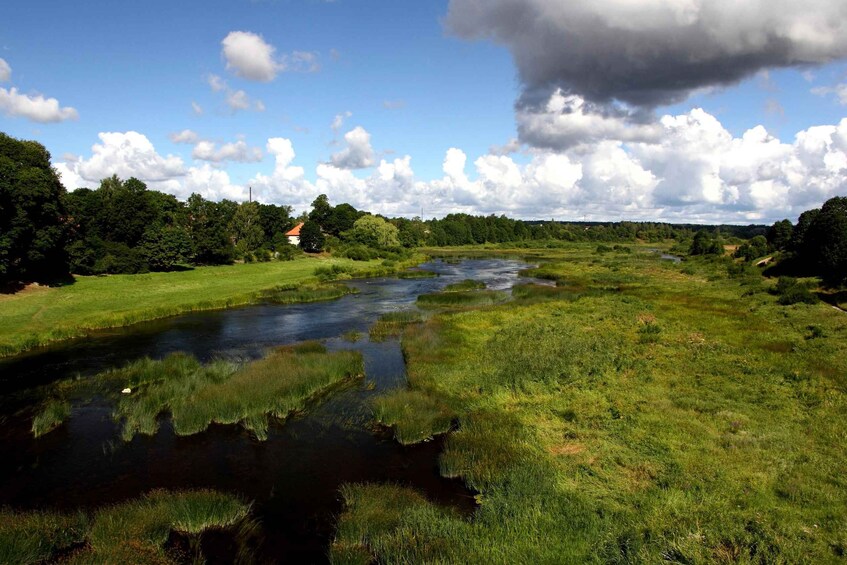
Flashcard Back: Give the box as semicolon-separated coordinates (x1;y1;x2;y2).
0;258;540;563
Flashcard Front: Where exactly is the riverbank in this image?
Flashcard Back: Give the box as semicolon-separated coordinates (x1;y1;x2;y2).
334;245;847;562
0;254;425;358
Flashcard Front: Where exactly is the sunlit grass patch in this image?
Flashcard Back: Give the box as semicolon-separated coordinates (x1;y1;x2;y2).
416;290;507;309
261;283;356;304
79;489;249;564
114;343;364;441
336;246;847;563
31;399;71;437
442;279;486;292
0;508;88;564
372;389;454;444
396;269;438;279
368;311;424;342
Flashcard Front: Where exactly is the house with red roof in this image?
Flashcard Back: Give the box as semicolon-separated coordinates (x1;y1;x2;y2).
285;222;304;246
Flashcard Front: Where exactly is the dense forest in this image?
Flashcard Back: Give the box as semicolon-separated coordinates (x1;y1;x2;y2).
2;132;846;287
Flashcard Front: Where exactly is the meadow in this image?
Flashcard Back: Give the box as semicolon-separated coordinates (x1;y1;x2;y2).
333;244;847;563
0;255;422;358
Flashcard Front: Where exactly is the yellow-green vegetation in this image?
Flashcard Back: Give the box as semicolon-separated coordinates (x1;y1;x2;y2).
0;255;425;358
31;399;71;438
260;282;357;304
0;508;88;564
0;490;248;564
117;343;363;441
368;311;424;342
334;245;847;563
372;390;454;445
442;279;487;292
416;289;508;309
396;269;439;279
34;342;364;441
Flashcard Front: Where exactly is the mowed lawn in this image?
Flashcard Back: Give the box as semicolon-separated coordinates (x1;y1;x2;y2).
0;256;382;357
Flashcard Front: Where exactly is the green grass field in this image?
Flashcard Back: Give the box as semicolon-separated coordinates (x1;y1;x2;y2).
0;256;419;358
334;245;847;563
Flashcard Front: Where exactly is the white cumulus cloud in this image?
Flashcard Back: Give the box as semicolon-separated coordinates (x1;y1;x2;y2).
330;126;375;169
192;139;263;163
221;31;320;82
0;58;10;83
0;87;78;123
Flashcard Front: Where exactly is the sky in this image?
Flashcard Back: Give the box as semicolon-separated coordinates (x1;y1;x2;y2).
1;0;847;224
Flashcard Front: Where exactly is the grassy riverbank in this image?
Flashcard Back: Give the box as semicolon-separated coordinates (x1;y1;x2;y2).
0;254;424;358
334;245;847;563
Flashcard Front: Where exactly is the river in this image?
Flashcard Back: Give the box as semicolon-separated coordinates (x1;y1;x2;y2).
0;258;540;563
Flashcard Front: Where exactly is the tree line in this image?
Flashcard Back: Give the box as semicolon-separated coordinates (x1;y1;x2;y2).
2;131;846;288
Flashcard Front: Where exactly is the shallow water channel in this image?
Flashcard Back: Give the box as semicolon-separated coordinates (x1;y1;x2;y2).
0;258;541;563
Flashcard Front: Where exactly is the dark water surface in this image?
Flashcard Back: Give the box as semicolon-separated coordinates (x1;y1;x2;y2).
0;259;538;563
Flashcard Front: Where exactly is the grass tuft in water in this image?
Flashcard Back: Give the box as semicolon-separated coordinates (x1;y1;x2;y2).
416;290;507;309
368;311;424;342
372;389;453;444
31;399;72;437
261;283;356;304
82;489;249;564
0;508;88;564
397;270;439;279
111;343;363;441
442;279;486;292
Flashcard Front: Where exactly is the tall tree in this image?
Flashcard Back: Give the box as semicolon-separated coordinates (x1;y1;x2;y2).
299;220;325;253
0;132;70;285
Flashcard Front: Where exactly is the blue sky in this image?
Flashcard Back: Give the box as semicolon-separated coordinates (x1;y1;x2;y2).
2;0;847;223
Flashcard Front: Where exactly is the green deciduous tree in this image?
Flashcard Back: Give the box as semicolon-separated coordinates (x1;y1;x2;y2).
141;225;193;271
346;215;400;248
0;132;70;285
299;220;325;253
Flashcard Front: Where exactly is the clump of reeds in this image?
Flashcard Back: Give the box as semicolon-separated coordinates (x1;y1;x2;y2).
31;399;72;437
114;343;363;441
369;311;424;342
442;279;486;292
372;389;453;444
85;489;249;563
261;283;356;304
0;508;88;564
397;270;439;279
416;290;507;309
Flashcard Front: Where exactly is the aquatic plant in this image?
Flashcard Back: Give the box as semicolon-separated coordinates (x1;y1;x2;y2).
31;399;71;437
442;279;486;292
115;344;364;441
416;290;507;308
0;508;88;564
368;311;424;342
372;389;453;444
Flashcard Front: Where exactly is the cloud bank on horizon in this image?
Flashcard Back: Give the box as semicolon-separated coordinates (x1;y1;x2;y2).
38;1;847;223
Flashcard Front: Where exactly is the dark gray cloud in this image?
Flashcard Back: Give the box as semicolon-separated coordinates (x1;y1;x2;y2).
446;0;847;108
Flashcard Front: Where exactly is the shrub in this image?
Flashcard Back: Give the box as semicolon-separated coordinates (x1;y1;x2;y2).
773;277;818;305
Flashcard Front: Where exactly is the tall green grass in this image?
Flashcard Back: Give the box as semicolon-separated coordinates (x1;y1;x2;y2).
0;509;88;564
333;245;847;563
372;389;453;444
261;283;357;304
442;279;486;292
396;270;439;279
368;311;423;342
115;344;364;441
416;290;507;309
31;399;71;437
